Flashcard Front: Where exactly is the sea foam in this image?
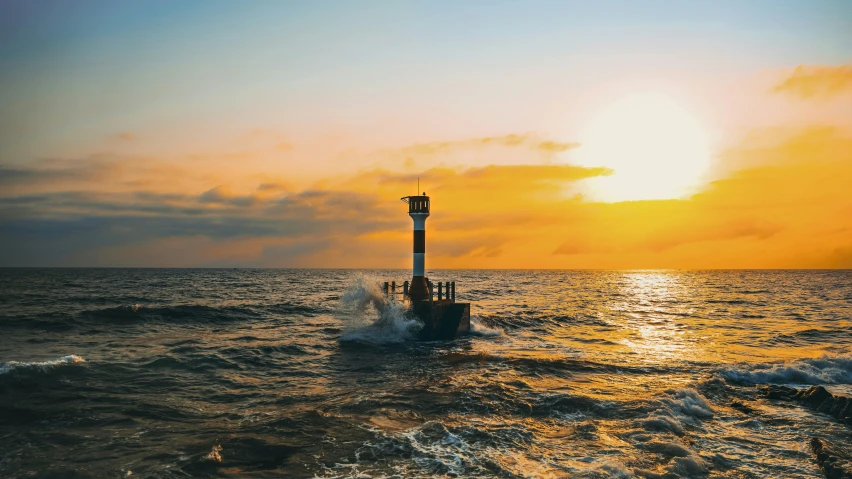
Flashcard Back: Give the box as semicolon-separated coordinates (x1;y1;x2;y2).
630;389;712;478
469;316;505;337
720;355;852;385
0;355;86;375
338;275;422;344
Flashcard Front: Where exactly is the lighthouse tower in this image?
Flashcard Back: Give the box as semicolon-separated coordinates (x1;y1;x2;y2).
401;193;430;301
387;191;470;340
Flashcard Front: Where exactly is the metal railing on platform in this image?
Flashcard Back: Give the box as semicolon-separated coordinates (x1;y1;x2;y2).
381;280;456;301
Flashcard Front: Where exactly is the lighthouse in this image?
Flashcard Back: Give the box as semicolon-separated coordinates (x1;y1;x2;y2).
404;193;430;301
387;192;470;340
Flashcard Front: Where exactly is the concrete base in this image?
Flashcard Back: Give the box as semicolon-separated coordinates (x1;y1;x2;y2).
410;300;470;341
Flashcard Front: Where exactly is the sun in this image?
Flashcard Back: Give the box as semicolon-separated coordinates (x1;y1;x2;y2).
574;93;712;202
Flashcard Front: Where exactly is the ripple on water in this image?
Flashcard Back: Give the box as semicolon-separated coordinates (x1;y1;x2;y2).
0;269;850;478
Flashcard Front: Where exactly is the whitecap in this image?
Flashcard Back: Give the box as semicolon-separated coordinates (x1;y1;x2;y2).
338;275;422;344
469;316;505;337
0;354;86;375
638;389;714;438
720;355;852;385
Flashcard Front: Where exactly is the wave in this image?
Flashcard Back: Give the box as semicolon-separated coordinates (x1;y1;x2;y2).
79;304;264;324
720;355;852;385
440;350;689;379
627;389;714;478
338;275;422;344
349;419;635;478
0;354;85;375
353;420;526;477
266;301;325;316
3;300;325;331
0;313;81;331
469;317;504;337
639;388;714;436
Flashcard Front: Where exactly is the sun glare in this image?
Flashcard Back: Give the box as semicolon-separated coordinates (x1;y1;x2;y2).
575;93;712;202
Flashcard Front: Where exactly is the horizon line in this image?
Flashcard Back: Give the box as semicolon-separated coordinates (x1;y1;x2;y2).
0;266;849;272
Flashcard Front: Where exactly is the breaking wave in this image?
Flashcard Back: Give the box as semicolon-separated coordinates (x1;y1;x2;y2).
640;388;714;437
629;389;714;478
0;355;86;375
338;275;422;344
336;278;506;344
720;355;852;385
329;389;717;478
469;316;504;337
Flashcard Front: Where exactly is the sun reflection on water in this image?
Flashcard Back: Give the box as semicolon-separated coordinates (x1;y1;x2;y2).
613;272;696;364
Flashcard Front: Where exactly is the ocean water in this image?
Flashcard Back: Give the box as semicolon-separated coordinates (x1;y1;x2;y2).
1;269;851;478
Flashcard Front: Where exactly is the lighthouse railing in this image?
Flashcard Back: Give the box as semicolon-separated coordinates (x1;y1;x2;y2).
381;280;456;301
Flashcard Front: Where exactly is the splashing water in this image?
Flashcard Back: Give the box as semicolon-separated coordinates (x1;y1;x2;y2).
0;355;86;375
720;355;852;385
339;275;422;344
469;316;504;337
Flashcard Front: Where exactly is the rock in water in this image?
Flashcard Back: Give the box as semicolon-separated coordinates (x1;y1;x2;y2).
761;385;852;426
760;386;852;478
810;438;852;479
796;386;852;426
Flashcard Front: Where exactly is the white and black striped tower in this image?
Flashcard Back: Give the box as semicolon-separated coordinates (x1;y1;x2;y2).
401;193;430;301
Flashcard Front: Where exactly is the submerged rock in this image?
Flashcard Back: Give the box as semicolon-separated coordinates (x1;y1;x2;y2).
810;438;852;479
761;386;852;478
760;385;852;426
729;400;757;414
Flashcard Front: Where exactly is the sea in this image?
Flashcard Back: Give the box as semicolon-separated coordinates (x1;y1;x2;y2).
1;268;850;478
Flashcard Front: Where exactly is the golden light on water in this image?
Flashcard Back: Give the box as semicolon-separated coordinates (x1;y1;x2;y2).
615;272;692;362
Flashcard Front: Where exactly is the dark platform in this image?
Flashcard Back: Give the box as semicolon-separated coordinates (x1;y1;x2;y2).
410;300;470;341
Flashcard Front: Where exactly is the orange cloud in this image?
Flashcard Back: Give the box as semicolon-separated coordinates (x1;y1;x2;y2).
2;128;850;268
199;185;258;207
773;65;852;99
392;134;580;157
545;127;852;268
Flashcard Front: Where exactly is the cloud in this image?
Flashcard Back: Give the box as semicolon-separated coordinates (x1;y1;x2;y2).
1;128;850;268
460;163;608;181
102;132;136;142
261;238;335;261
372;164;611;199
257;182;289;192
0;153;201;197
0;150;293;199
0;160;112;188
827;244;852;268
0;150;608;266
546;127;852;268
199;186;258;207
429;234;509;258
553;238;613;256
773;65;852;99
712;126;845;173
0;185;401;266
639;220;783;253
391;134;581;157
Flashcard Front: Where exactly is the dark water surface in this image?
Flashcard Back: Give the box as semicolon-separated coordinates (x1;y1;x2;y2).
1;269;851;478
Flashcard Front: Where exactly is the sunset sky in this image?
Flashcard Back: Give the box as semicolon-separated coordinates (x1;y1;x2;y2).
1;0;850;268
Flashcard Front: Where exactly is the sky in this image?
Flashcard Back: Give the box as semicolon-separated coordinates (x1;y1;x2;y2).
0;0;851;268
